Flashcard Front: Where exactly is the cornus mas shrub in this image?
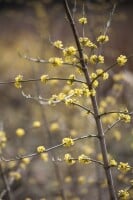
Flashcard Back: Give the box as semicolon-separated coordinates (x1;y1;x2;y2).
0;1;133;200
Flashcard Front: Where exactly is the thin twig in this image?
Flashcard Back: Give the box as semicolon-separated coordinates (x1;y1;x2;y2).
100;110;133;117
0;133;97;163
19;53;81;68
53;157;104;166
104;119;121;135
0;77;86;85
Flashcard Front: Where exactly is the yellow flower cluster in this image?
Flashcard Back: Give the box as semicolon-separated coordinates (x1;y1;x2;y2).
0;131;7;149
62;137;74;147
37;145;46;153
90;69;109;82
67;84;96;98
117;55;127;66
64;56;78;65
78;154;91;164
97;35;109;43
118;162;131;173
119;113;131;123
49;57;63;67
64;153;75;165
63;46;77;57
81;83;95;97
78;17;87;24
73;88;84;96
16;128;25;137
118;189;129;200
79;37;97;48
89;55;104;64
40;74;49;83
14;74;23;88
53;40;63;49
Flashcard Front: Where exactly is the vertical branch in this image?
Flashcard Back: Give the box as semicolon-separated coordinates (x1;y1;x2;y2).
63;1;117;199
0;162;13;200
38;106;66;200
31;67;66;200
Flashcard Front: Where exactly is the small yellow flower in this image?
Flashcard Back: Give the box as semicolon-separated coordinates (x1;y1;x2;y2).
118;189;129;200
32;121;41;128
78;176;86;184
98;55;104;64
37;146;46;153
78;154;91;164
40;153;49;161
65;98;75;106
50;122;59;132
48;94;58;105
78;17;87;24
109;159;117;167
86;41;97;49
130;179;133;186
89;55;97;64
70;129;78;137
9;171;21;180
112;130;121;141
96;69;104;75
64;176;72;183
64;153;75;165
73;88;83;96
63;46;77;57
0;131;7;149
53;40;63;49
79;37;90;46
92;80;99;88
118;162;131;173
22;158;31;165
14;74;23;88
90;88;96;96
90;72;97;79
49;57;63;67
79;37;97;49
102;72;109;80
97;35;109;43
16;128;25;137
40;74;49;83
62;137;74;147
67;74;76;85
117;55;127;66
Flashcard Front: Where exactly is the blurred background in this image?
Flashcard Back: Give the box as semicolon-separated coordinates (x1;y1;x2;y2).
0;0;133;199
